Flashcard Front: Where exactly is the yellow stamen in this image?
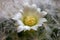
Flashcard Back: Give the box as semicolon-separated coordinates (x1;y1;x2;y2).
23;16;37;26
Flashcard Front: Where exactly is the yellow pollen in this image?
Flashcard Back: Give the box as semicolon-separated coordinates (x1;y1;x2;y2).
23;16;37;26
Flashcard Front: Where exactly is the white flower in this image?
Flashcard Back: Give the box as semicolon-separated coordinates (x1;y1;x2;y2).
12;3;47;33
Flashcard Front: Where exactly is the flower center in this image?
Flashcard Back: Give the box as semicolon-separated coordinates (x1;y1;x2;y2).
23;16;37;26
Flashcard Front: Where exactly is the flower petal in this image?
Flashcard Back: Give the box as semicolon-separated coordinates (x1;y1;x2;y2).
19;9;23;13
41;11;47;16
23;2;30;8
39;18;47;24
24;26;31;31
31;25;38;30
17;26;24;33
31;4;37;9
37;8;41;13
17;20;24;26
31;23;42;30
12;12;22;20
